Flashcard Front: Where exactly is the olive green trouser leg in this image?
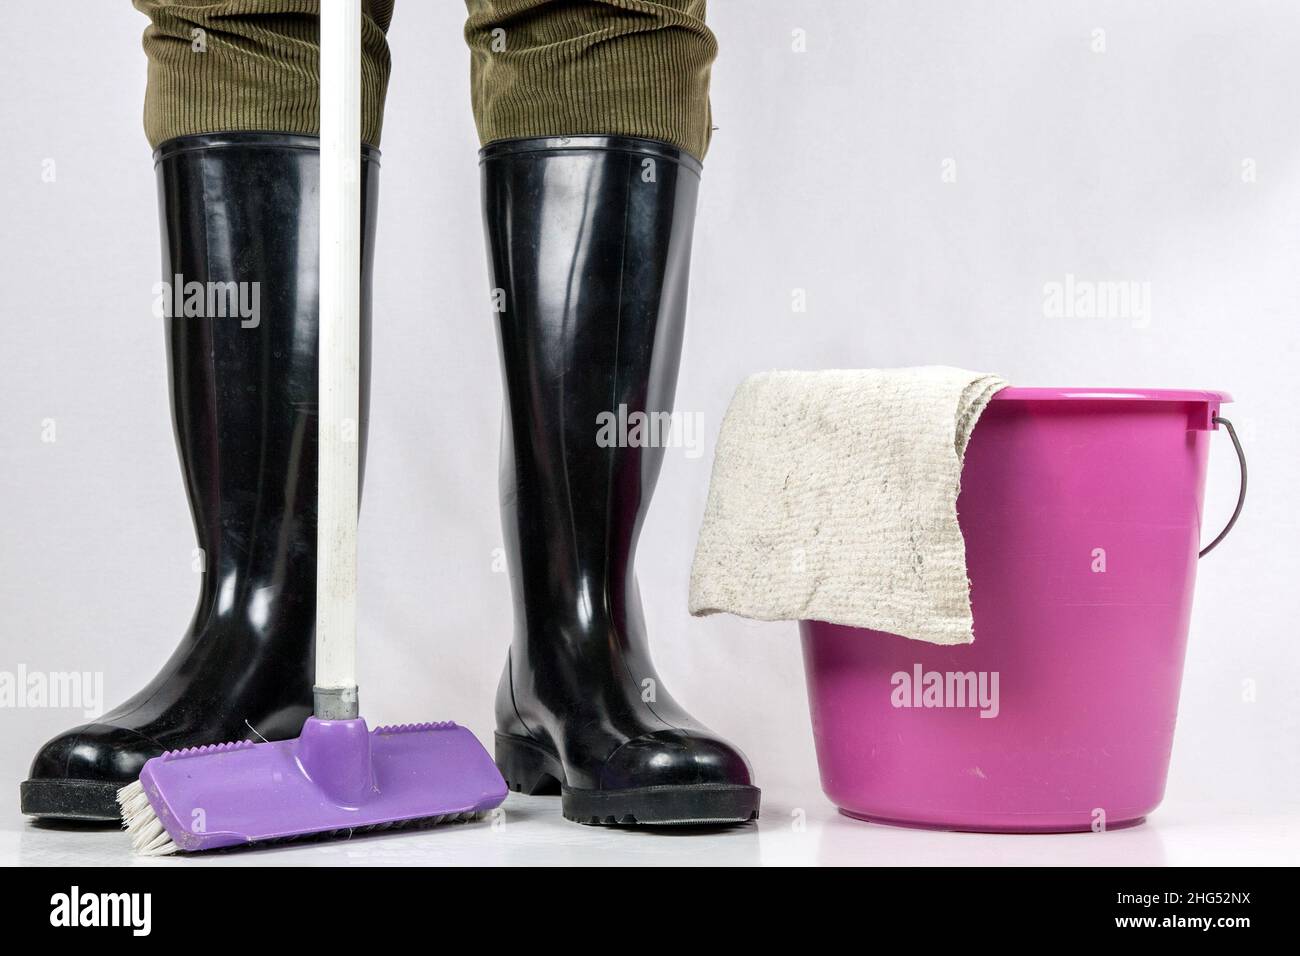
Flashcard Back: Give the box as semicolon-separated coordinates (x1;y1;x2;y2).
133;0;394;149
463;0;717;161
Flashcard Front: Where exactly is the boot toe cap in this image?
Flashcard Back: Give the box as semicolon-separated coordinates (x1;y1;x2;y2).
28;723;162;786
598;729;754;791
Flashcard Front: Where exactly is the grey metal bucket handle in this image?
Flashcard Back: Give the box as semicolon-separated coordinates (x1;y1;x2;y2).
1199;416;1246;558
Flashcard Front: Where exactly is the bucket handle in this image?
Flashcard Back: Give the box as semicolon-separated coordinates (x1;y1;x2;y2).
1199;416;1246;558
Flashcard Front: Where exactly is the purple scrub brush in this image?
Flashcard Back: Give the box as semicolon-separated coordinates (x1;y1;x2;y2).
116;0;506;854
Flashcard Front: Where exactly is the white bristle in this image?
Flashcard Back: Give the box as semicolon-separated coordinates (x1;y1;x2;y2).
116;780;180;856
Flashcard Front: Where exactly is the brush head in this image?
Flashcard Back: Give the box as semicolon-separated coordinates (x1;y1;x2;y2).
117;778;485;856
116;718;507;854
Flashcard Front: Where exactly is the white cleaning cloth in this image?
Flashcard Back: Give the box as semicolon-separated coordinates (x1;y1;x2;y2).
688;367;1008;645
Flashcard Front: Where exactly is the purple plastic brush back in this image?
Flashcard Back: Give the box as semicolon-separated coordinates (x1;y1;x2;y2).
138;719;508;852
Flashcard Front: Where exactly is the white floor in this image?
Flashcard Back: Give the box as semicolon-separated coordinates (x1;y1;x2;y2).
4;786;1296;867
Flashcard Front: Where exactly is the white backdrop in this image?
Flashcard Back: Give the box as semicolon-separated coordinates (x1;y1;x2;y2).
1;1;1297;860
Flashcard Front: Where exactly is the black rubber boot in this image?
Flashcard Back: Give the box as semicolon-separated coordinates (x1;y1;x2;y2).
480;136;759;826
20;133;378;820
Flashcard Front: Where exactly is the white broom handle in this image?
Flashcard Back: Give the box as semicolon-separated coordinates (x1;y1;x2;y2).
315;0;362;718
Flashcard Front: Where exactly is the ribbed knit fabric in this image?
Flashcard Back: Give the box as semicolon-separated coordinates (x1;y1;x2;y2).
134;0;394;148
464;0;716;160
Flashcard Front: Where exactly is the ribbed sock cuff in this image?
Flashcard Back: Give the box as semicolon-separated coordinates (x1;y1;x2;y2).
464;0;716;161
134;0;394;149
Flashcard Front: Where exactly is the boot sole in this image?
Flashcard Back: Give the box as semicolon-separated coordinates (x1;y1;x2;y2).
20;778;123;821
495;732;760;826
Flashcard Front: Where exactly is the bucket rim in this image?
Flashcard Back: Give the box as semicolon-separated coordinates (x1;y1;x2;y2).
992;387;1232;404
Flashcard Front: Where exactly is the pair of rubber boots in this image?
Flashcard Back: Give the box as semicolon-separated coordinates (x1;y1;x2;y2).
20;133;759;828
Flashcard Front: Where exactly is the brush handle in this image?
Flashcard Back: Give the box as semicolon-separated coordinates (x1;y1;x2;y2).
315;0;363;719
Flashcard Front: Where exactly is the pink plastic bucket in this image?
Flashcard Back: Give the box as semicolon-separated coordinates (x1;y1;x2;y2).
800;388;1242;832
